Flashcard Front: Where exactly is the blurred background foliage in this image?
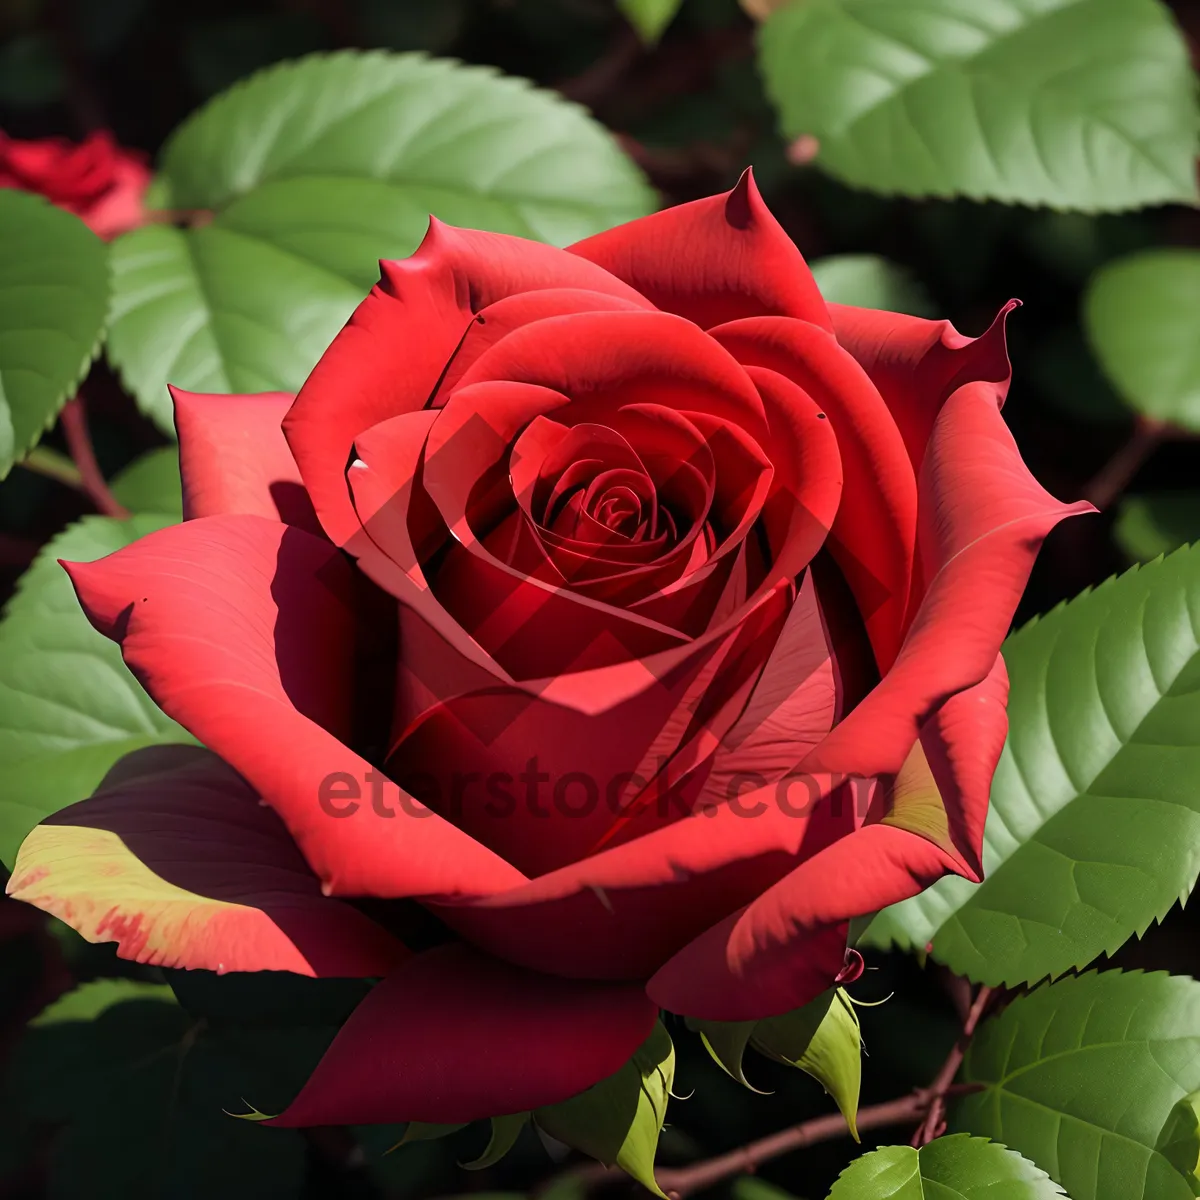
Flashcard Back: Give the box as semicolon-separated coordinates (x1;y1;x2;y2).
1;0;1200;1197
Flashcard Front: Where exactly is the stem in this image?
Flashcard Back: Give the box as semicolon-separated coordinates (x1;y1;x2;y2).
1082;418;1166;511
910;985;993;1148
19;445;86;492
656;1094;926;1199
59;397;130;519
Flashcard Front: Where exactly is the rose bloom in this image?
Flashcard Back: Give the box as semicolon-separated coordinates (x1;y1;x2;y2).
0;128;150;238
9;172;1089;1126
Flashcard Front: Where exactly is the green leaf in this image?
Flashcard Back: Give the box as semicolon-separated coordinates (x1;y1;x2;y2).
809;255;932;316
954;970;1200;1200
828;1135;1066;1198
109;447;184;515
0;515;194;869
753;989;862;1139
1115;494;1200;562
1084;249;1200;429
31;979;175;1026
1157;1091;1200;1190
535;1021;674;1196
757;0;1200;212
861;544;1200;988
106;50;655;433
618;0;684;44
0;190;108;477
10;988;327;1200
461;1114;529;1170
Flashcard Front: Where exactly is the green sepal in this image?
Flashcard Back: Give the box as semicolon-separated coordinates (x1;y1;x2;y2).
534;1021;674;1197
387;1122;468;1153
751;989;862;1140
686;1018;767;1093
461;1114;529;1170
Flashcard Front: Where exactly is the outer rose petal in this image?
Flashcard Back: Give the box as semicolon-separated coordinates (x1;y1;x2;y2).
172;388;320;533
267;943;658;1126
284;220;652;547
430;766;851;980
805;383;1093;780
570;168;832;332
61;514;524;900
919;652;1009;878
647;824;959;1020
828;300;1016;473
7;746;406;976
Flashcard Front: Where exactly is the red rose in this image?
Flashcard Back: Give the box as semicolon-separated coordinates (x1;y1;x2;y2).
8;171;1090;1125
0;128;150;238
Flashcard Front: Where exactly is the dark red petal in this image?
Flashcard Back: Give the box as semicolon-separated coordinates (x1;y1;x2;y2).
804;383;1093;780
711;316;916;670
828;300;1016;472
267;943;658;1126
172;388;319;533
570;168;831;331
284;220;651;547
8;746;406;976
647;824;958;1020
433;287;650;404
431;759;851;980
62;514;524;900
456;308;768;438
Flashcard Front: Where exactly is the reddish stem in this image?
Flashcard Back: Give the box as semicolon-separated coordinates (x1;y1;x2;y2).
59;397;129;520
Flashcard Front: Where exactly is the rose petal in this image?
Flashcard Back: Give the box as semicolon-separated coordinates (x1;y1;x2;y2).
284;220;652;547
828;300;1016;472
267;943;658;1126
711;316;917;671
7;745;406;976
571;167;831;332
804;382;1093;779
172;388;320;533
646;824;958;1020
431;762;852;979
62;514;525;900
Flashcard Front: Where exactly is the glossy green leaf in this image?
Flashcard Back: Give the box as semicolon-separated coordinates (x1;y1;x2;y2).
758;0;1200;211
618;0;684;44
828;1135;1066;1198
955;970;1200;1200
1157;1090;1200;1189
535;1021;674;1196
1084;250;1200;429
753;989;863;1139
810;254;932;316
109;446;184;515
0;190;108;477
461;1114;529;1170
0;515;193;870
106;50;654;432
12;986;328;1200
862;544;1200;987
